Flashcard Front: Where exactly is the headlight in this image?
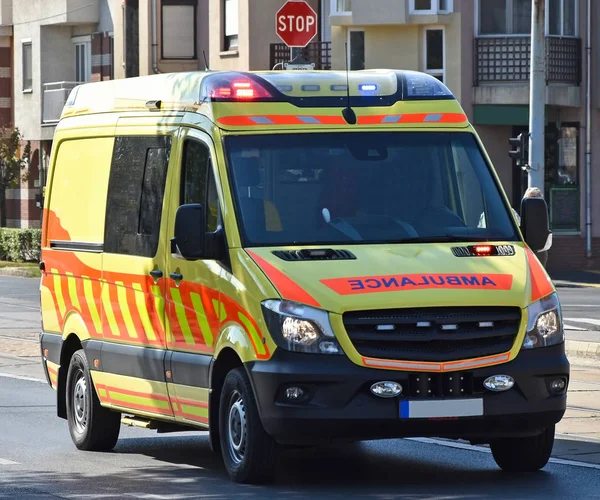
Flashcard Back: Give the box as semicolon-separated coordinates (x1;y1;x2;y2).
522;293;564;349
261;300;344;355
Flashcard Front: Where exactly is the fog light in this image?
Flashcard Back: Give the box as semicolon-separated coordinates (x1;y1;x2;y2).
285;387;305;401
484;375;515;392
370;381;402;398
550;378;567;394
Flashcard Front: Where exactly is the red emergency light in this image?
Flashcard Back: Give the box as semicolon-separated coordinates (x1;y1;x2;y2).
205;75;273;101
474;245;493;256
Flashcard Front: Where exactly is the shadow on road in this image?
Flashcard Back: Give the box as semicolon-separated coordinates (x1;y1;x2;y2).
0;434;575;499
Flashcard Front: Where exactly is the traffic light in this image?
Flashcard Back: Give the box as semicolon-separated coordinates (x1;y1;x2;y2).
509;133;529;168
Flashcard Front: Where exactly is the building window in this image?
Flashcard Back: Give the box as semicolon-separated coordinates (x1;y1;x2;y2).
410;0;453;15
477;0;531;35
162;0;196;59
332;0;352;14
22;41;32;92
424;28;444;82
224;0;239;51
548;0;577;36
348;29;365;70
73;36;92;82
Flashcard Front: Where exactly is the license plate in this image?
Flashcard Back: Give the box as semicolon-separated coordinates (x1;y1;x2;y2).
400;398;483;419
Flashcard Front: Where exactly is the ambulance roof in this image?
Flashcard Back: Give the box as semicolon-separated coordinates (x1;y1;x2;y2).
60;69;469;130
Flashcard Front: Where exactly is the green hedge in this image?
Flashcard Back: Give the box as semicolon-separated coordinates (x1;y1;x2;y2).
0;228;42;262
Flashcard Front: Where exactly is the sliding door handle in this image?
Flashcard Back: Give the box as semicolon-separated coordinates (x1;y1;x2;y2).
149;269;163;279
170;272;183;282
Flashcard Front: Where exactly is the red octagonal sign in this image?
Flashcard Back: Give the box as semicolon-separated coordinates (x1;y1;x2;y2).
276;0;318;48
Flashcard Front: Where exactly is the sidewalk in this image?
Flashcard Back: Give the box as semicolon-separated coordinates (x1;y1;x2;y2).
551;269;600;289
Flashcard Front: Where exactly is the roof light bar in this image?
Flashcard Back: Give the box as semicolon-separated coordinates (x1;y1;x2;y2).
359;84;378;92
202;73;273;101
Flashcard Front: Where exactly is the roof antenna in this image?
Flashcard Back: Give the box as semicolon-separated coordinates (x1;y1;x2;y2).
202;50;210;71
342;41;356;125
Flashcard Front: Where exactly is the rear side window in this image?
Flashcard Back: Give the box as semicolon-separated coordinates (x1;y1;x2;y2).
104;136;171;257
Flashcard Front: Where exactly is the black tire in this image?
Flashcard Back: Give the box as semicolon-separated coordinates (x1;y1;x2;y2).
490;425;555;472
219;367;277;483
65;349;121;451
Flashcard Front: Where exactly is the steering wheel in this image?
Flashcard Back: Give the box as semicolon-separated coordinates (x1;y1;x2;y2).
413;206;466;234
322;210;419;241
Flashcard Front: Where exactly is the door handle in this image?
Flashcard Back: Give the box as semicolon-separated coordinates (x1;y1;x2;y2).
170;272;183;282
149;269;163;279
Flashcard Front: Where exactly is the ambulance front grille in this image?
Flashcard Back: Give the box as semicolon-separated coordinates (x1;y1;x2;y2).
343;306;521;363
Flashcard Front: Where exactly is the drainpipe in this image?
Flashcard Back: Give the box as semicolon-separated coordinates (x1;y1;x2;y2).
151;0;160;73
585;0;592;258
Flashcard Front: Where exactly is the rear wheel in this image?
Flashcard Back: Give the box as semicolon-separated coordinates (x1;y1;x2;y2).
66;349;121;451
219;367;277;483
490;426;555;472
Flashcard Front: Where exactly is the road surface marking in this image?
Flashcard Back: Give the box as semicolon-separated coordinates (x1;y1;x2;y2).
0;458;19;465
564;324;588;331
0;372;46;384
564;318;600;326
407;437;600;470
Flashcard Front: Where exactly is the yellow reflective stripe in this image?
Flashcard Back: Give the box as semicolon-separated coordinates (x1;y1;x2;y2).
98;387;108;398
65;272;81;312
170;288;195;345
51;269;66;318
108;392;171;410
151;285;166;335
212;299;227;322
165;313;175;344
190;292;213;347
101;280;120;337
238;312;266;356
132;283;157;341
115;281;138;339
172;402;179;411
82;276;102;333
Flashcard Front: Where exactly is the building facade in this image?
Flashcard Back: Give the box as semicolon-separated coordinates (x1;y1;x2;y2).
328;0;599;271
1;0;115;228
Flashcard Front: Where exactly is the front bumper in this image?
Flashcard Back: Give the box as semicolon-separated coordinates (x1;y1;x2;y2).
246;344;569;445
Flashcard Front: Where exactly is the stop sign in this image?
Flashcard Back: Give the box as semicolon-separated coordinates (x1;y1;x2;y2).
276;0;318;48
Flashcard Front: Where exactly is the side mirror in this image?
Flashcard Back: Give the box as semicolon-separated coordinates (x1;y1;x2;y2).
520;197;550;252
173;204;205;260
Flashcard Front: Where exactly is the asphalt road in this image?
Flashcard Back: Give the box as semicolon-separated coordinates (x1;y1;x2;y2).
0;377;599;499
558;287;600;332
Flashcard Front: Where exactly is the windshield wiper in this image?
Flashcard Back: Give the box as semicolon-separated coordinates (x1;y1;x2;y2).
392;235;493;244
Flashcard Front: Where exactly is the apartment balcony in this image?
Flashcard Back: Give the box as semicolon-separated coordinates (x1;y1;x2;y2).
474;36;582;108
42;82;81;125
35;0;99;25
270;42;332;70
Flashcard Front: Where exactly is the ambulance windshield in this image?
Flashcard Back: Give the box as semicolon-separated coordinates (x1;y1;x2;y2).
224;132;519;247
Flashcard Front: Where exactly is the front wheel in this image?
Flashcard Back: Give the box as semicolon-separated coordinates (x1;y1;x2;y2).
490;425;555;472
219;367;277;483
65;349;121;451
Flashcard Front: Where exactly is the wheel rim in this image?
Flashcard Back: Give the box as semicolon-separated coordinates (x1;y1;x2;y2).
72;369;88;434
227;390;247;465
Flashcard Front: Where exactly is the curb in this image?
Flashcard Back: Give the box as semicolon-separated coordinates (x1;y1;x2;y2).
0;268;40;278
566;340;600;361
553;280;600;289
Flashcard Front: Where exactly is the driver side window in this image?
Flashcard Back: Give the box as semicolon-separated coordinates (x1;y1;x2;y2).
181;139;219;233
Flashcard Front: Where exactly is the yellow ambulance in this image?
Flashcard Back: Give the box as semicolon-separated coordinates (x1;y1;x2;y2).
39;69;569;483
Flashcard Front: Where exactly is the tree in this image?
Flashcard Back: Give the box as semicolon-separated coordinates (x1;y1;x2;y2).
0;128;31;227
